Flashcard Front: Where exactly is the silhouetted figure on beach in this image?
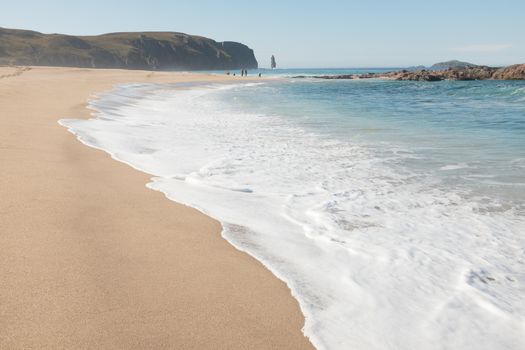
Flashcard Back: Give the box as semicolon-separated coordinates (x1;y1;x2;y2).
258;73;262;77
245;70;248;76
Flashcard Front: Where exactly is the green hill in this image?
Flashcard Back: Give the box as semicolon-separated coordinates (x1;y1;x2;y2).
0;27;258;70
430;60;478;70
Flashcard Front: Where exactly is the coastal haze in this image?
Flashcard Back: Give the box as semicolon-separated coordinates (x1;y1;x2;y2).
1;1;524;350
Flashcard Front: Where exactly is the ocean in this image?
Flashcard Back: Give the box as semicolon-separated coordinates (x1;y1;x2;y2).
60;71;525;350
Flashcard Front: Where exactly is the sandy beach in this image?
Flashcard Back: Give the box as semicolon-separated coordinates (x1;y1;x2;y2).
0;66;313;349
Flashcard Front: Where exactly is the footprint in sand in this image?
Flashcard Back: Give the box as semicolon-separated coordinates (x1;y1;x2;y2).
0;66;31;80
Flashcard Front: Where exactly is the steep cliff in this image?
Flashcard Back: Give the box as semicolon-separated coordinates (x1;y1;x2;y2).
0;27;258;70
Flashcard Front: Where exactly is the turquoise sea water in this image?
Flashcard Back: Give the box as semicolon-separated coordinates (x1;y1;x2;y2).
61;74;525;349
214;78;525;212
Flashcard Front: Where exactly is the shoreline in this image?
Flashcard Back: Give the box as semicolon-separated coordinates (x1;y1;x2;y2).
69;75;525;350
0;66;313;349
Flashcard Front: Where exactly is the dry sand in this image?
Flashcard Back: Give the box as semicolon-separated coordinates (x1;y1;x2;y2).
0;66;313;349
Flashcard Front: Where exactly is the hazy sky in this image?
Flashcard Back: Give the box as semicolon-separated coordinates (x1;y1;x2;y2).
1;0;524;68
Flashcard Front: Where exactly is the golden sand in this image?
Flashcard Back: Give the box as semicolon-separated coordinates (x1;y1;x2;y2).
0;66;313;349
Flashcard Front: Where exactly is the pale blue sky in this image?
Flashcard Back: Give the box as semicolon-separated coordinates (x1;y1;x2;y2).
1;0;523;68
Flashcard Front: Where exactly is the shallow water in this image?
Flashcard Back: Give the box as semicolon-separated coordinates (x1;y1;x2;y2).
60;77;525;350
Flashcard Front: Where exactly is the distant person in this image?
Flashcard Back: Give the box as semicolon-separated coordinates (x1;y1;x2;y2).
245;70;248;76
233;73;236;76
258;73;262;77
226;71;230;75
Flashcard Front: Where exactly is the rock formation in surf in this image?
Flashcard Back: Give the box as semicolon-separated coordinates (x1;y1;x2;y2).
298;64;525;81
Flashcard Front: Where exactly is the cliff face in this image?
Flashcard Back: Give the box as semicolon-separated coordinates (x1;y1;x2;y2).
0;27;258;70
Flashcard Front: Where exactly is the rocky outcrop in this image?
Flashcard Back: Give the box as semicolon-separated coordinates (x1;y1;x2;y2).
301;64;525;81
389;70;444;81
491;64;525;80
383;66;498;81
0;27;258;70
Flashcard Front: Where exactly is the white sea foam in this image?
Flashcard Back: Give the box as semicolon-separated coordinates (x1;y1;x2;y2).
439;163;470;171
60;83;525;350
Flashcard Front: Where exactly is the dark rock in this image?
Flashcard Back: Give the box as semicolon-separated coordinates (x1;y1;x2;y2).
314;74;355;79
